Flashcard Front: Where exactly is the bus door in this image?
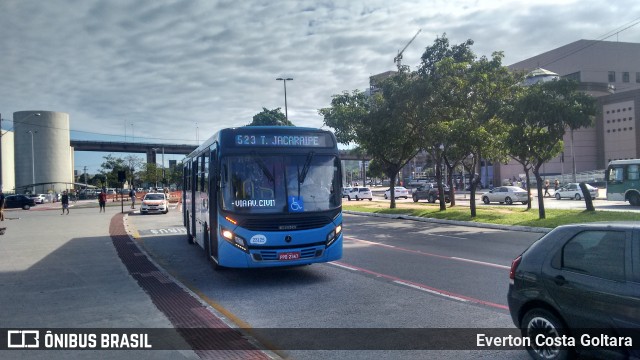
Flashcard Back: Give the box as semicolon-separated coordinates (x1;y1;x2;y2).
190;157;198;243
209;147;219;260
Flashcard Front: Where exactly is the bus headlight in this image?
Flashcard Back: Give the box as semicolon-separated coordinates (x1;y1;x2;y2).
326;223;342;247
221;228;248;252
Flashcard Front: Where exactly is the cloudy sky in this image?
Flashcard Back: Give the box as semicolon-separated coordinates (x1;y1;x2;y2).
2;0;640;173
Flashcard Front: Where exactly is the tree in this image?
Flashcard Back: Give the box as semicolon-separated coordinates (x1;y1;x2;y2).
247;107;294;126
502;78;596;219
141;163;162;188
99;154;129;188
414;34;516;214
320;71;422;208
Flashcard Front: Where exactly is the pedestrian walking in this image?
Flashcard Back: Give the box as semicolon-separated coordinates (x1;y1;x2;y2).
61;190;70;215
554;179;560;192
0;190;5;221
98;190;107;213
544;180;551;197
129;189;136;209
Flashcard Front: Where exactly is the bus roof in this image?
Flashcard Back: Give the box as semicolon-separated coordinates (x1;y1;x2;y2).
608;159;640;166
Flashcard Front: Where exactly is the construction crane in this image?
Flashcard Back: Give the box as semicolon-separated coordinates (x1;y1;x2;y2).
394;29;422;70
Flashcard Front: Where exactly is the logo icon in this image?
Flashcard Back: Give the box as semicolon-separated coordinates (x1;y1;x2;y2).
7;330;39;348
250;234;267;245
288;196;304;212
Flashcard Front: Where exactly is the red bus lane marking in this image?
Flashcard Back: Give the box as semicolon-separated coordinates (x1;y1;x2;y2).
344;236;510;270
329;260;509;310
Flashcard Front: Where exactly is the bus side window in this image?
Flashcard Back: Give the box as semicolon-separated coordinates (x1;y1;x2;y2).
628;165;639;180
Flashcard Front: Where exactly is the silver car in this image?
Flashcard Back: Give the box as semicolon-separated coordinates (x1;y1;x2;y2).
481;186;531;205
555;183;598;200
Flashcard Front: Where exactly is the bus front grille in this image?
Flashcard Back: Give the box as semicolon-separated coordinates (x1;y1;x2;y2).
253;248;321;261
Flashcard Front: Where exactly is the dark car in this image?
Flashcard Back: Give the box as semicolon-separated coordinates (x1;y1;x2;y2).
508;222;640;360
412;183;450;203
5;194;37;210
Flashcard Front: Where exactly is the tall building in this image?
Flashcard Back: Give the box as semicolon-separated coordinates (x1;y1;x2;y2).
499;39;640;183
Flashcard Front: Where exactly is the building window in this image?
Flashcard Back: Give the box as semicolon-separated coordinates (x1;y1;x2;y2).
609;71;616;82
623;72;630;83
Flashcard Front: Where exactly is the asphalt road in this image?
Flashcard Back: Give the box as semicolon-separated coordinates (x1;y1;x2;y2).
129;209;544;360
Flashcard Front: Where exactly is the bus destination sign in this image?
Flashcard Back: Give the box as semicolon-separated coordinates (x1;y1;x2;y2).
235;134;330;147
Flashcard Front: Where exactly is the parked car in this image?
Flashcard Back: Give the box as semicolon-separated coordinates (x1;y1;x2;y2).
412;183;450;203
508;222;640;360
554;182;598;200
342;186;353;198
5;194;37;210
140;193;169;214
29;194;47;204
346;187;372;201
481;186;531;205
384;186;409;199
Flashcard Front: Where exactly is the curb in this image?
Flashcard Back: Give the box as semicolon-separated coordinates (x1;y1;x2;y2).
343;210;552;234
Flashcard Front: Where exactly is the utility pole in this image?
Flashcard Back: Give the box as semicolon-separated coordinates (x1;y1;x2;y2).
83;166;88;188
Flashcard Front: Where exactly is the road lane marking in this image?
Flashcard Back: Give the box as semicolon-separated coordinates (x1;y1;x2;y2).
329;260;509;310
393;281;469;302
330;262;359;271
344;235;508;270
449;257;510;270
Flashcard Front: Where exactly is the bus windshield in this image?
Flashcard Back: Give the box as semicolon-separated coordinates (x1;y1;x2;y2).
221;153;341;213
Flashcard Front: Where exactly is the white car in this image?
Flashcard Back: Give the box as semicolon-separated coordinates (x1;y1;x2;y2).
29;194;47;204
342;186;353;198
347;187;373;201
140;193;169;214
481;186;531;205
384;186;409;199
555;183;598;200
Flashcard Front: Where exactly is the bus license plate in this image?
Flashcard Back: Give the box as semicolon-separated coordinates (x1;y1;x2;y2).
278;252;300;261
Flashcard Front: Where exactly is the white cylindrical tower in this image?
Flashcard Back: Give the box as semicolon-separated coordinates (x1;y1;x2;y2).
14;111;72;193
1;131;15;192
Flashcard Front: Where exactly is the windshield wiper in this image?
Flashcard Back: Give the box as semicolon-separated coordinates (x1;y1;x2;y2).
250;151;275;184
298;151;315;185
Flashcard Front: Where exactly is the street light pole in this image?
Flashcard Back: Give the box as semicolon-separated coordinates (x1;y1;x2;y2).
27;130;37;194
276;77;293;122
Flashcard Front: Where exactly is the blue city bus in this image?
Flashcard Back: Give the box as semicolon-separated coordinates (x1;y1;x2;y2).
183;126;343;269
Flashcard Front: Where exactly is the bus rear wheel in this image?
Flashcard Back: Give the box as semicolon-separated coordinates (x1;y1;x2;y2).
629;192;640;206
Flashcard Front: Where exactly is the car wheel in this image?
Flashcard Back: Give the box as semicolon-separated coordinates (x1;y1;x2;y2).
368;198;372;201
428;195;436;203
522;201;528;205
574;193;581;200
505;197;513;205
403;196;408;199
521;309;573;360
482;196;489;204
555;193;561;200
355;196;359;201
384;194;388;199
347;196;351;201
412;195;418;202
22;204;30;210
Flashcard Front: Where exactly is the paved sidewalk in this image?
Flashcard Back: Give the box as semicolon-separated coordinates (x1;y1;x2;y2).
0;205;268;359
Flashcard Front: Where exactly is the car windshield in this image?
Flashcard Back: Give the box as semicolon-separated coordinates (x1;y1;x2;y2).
221;154;341;214
144;194;165;200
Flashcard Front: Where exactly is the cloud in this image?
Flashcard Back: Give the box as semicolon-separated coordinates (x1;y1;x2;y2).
1;0;639;150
